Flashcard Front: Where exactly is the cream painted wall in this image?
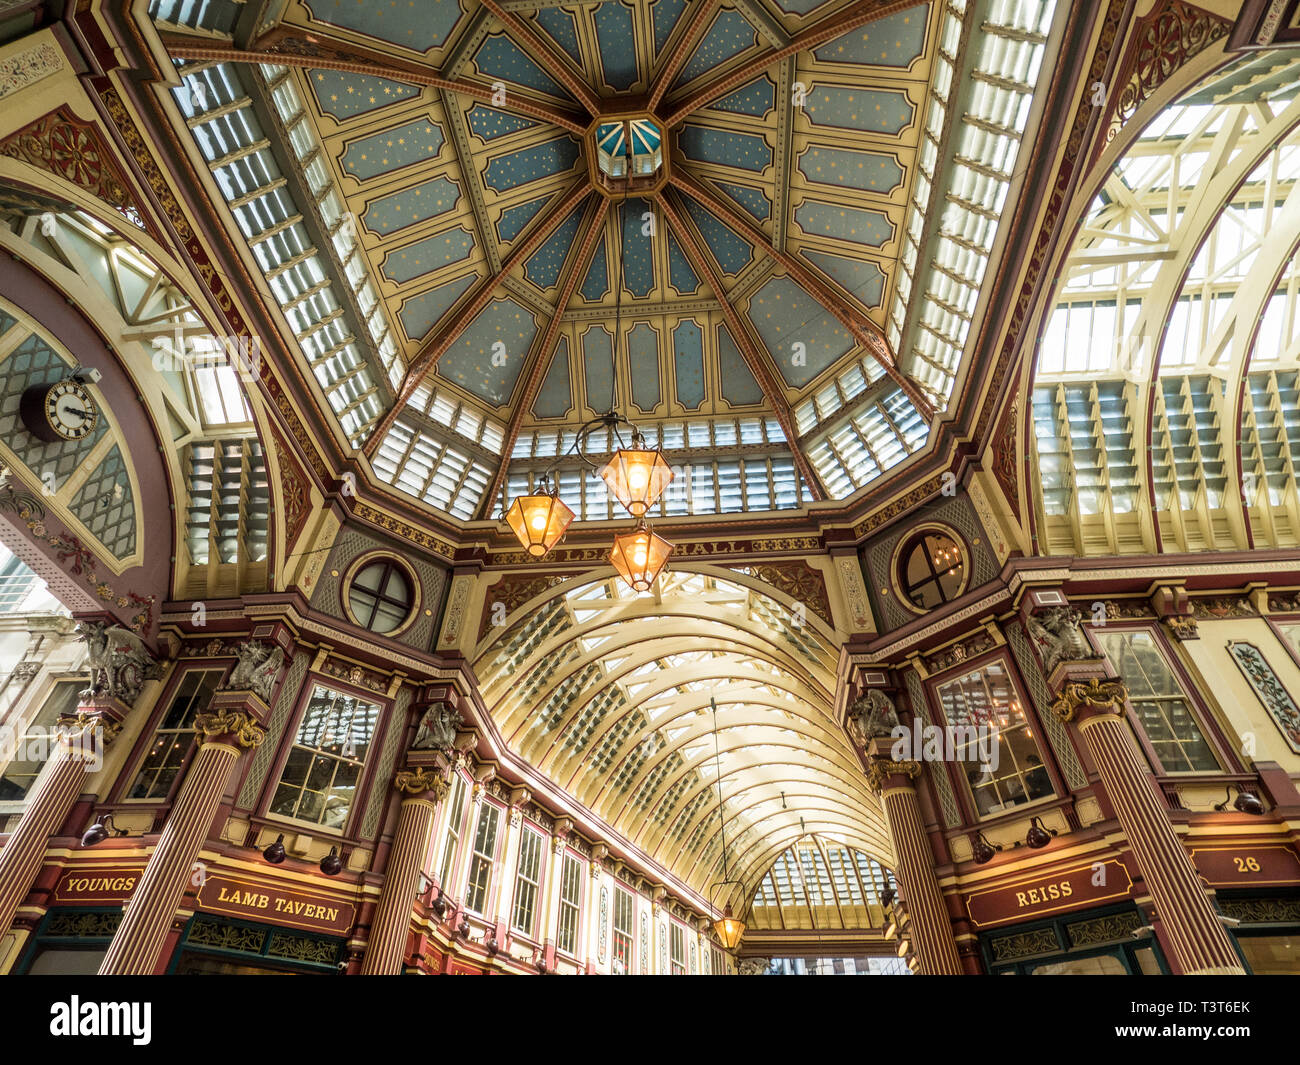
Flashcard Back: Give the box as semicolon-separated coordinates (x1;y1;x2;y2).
1173;618;1300;776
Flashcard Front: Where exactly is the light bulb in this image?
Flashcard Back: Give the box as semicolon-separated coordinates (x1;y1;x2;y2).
530;510;547;532
633;544;648;568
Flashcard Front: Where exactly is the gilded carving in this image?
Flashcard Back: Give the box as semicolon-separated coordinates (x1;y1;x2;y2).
194;709;267;749
989;927;1059;962
269;428;311;552
0;107;143;226
1163;614;1199;641
728;560;832;626
1104;1;1232;146
395;766;450;801
1049;677;1129;723
864;758;921;793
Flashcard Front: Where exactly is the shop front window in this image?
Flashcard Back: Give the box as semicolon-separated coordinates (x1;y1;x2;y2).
937;661;1054;817
1094;629;1218;772
271;685;380;829
129;670;221;799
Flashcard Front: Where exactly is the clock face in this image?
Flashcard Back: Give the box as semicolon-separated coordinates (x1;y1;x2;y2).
43;380;99;440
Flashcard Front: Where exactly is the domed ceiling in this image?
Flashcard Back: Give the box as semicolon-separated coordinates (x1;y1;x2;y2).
153;0;1058;523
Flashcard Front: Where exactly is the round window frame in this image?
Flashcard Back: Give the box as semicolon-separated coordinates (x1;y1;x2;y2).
341;552;421;637
889;524;970;614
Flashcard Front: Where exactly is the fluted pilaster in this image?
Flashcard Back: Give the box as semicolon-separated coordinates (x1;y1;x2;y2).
99;695;267;975
866;753;962;975
1051;675;1244;975
0;703;123;937
361;765;448;975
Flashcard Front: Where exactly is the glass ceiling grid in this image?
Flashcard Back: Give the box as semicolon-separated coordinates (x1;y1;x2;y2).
894;0;1057;406
172;61;391;448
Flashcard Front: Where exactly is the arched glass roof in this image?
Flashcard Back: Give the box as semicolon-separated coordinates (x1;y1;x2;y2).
748;836;896;931
473;570;891;904
1031;55;1300;553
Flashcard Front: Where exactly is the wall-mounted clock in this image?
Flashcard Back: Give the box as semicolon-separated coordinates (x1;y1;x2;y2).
19;378;100;443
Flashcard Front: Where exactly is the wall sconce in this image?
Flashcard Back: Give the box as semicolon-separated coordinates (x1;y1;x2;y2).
485;934;500;956
431;888;448;917
81;814;129;848
972;831;1003;864
455;913;470;939
1024;816;1057;849
319;846;343;876
1214;786;1264;815
262;834;287;864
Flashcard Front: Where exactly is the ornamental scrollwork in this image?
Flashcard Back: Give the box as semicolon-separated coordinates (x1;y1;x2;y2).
395;766;451;801
864;758;921;793
1048;677;1129;723
194;709;267;749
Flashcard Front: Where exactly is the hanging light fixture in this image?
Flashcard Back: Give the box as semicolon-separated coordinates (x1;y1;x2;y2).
501;192;675;590
608;519;673;592
600;429;674;518
504;473;575;557
706;697;746;950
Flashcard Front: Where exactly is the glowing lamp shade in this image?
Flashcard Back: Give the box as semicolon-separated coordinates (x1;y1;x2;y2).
505;491;575;558
713;906;745;951
600;447;673;517
608;523;673;591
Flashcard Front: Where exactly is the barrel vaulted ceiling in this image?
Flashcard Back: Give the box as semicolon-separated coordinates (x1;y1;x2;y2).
147;0;1061;524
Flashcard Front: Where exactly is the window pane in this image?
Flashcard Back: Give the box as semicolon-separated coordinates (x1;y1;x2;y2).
272;685;381;828
1095;630;1218;772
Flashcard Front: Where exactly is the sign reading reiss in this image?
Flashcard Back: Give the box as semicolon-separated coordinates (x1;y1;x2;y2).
196;874;356;936
965;860;1134;928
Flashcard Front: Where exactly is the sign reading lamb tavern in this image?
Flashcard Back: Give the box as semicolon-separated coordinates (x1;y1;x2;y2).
196;874;356;936
965;860;1134;928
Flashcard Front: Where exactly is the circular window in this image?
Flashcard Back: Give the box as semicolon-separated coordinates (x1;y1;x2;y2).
346;558;415;634
897;529;967;610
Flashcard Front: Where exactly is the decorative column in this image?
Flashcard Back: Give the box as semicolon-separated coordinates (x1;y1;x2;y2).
1051;676;1245;975
361;762;449;975
99;690;269;974
0;699;125;936
865;744;962;975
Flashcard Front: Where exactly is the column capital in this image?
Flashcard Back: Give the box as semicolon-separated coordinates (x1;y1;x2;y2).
864;756;921;794
194;688;269;748
1049;676;1129;724
394;765;450;803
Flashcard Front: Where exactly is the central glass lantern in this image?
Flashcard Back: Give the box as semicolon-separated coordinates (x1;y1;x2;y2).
600;430;674;518
607;520;673;592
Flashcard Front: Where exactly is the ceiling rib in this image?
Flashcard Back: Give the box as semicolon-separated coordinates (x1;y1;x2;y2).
647;0;722;114
478;197;612;518
672;171;936;421
661;0;922;128
657;190;826;501
478;0;603;115
159;35;589;133
363;179;594;454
